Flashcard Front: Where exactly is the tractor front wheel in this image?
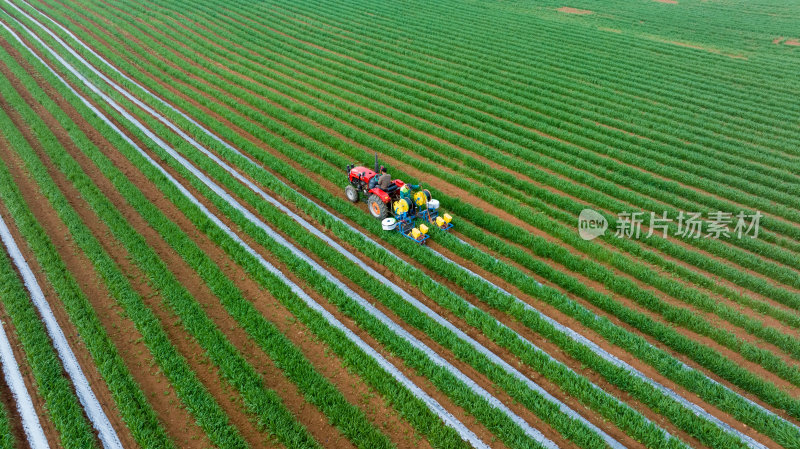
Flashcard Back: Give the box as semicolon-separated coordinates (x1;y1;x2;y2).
367;194;388;219
345;185;359;203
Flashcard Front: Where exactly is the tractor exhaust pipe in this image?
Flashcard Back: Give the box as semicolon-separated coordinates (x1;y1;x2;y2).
374;152;379;173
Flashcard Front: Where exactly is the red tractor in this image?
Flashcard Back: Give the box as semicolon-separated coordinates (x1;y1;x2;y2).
344;164;404;219
345;157;452;244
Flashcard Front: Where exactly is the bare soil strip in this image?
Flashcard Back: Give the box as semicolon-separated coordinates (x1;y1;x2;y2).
557;7;593;15
0;372;27;449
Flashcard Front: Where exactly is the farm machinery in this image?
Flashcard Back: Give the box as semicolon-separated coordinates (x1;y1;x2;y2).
345;156;452;244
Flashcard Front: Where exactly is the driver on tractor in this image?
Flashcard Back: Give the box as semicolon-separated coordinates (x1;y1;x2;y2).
377;166;392;190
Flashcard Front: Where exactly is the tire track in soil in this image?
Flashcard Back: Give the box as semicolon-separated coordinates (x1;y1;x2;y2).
0;47;277;449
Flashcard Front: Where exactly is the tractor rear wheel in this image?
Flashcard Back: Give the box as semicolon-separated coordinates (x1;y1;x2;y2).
345;185;359;203
367;194;388;219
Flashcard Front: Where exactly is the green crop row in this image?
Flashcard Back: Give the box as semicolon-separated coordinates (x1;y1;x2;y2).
244;0;800;194
299;0;800;145
19;44;400;449
199;0;800;255
129;83;690;448
138;0;800;234
0;84;175;449
89;0;795;316
72;0;800;206
0;34;253;449
37;1;800;440
149;91;749;448
0;230;93;449
112;52;799;447
60;4;800;387
72;52;576;449
9;7;624;446
226;0;800;194
268;0;800;161
0;96;103;449
0;394;13;449
28;4;796;448
52;0;800;325
1;16;476;449
81;2;800;388
492;0;800;90
4;45;333;449
175;6;800;289
90;34;800;443
15;0;800;444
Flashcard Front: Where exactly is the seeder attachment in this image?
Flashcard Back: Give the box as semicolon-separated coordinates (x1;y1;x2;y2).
398;218;429;244
435;213;453;231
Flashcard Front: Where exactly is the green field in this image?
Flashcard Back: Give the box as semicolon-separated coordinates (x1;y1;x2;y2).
0;1;798;448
